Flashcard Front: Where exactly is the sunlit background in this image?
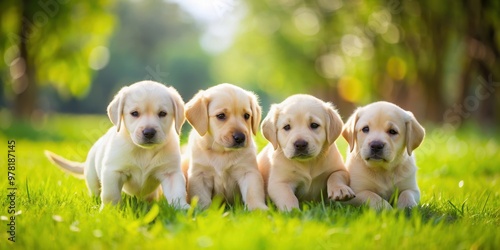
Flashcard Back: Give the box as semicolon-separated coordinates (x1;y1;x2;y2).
1;0;499;131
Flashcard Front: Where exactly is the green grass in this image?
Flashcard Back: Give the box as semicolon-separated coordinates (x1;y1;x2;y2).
1;114;499;249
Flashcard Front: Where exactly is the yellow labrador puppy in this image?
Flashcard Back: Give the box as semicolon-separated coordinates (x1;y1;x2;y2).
45;80;189;210
342;101;425;210
258;95;355;211
183;83;268;210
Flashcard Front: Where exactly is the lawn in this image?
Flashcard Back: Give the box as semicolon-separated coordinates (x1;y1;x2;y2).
1;114;499;249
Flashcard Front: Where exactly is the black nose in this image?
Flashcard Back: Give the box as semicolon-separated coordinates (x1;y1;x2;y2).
294;139;309;151
370;141;385;153
233;132;246;144
143;128;156;139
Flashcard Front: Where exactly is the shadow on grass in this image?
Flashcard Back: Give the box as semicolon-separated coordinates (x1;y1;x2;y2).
416;203;461;224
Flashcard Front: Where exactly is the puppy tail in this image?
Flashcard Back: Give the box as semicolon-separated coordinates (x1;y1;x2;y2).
44;150;85;178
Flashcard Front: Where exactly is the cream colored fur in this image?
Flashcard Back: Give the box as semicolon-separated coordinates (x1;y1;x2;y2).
258;95;354;211
342;101;425;210
182;83;268;210
45;81;188;210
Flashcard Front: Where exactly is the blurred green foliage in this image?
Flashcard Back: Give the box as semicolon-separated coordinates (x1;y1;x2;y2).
1;0;499;129
80;0;212;114
0;0;115;107
215;0;500;124
0;0;212;116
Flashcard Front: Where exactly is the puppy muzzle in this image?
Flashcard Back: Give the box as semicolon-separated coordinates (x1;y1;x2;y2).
366;140;386;161
230;132;246;148
140;128;159;146
291;139;312;159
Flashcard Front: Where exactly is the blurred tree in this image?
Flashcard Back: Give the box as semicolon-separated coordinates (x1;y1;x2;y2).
1;0;212;117
216;0;500;125
37;0;212;115
90;0;212;107
0;0;115;119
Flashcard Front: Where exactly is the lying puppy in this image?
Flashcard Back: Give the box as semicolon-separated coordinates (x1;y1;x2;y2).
342;101;425;210
258;95;355;211
183;83;268;210
45;80;189;210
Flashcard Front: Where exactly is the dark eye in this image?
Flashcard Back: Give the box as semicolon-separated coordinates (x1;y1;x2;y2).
131;111;139;117
310;123;319;129
388;129;398;135
283;124;291;131
362;126;369;133
216;113;226;120
158;111;167;118
244;113;250;120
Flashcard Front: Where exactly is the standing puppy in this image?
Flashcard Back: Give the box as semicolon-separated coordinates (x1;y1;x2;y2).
183;83;268;210
342;101;425;210
45;81;189;210
258;95;355;211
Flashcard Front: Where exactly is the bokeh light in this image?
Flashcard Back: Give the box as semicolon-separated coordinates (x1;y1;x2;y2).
337;76;363;103
4;46;19;66
368;9;391;34
88;46;110;70
382;24;400;44
9;57;26;81
316;53;345;79
293;8;320;36
318;0;343;11
341;34;363;57
386;56;407;80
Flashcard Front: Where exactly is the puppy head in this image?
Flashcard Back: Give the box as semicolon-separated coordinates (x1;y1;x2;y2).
107;80;185;148
185;83;261;149
262;94;343;160
342;101;425;168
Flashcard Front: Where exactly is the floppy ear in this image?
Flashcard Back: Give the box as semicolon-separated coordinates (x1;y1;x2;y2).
185;91;209;136
342;108;360;152
324;102;344;145
107;86;128;132
405;112;425;156
168;87;186;135
248;91;262;136
261;104;279;150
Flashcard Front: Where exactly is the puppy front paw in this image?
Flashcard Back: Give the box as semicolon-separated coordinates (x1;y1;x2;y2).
176;202;191;210
273;199;299;212
247;202;269;211
397;190;419;209
328;185;356;201
371;199;393;211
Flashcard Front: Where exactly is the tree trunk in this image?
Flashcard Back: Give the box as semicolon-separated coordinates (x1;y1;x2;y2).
462;0;500;126
420;72;445;122
13;0;37;120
